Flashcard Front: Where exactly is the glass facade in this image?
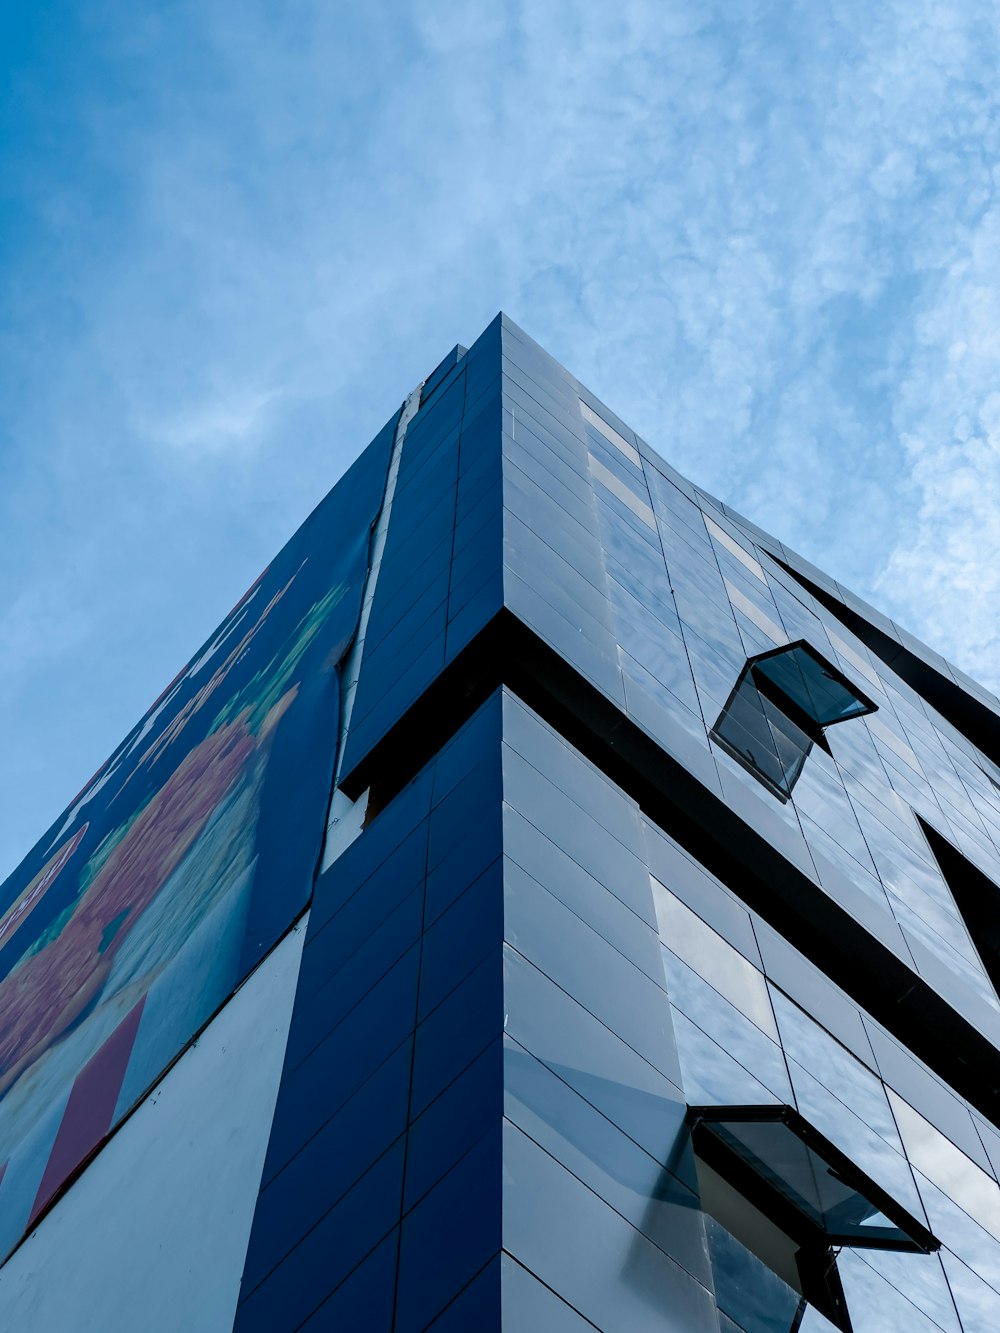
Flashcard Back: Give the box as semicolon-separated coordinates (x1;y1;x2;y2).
4;314;1000;1332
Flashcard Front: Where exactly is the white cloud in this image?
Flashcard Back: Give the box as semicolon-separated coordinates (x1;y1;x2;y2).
146;388;282;456
5;0;1000;871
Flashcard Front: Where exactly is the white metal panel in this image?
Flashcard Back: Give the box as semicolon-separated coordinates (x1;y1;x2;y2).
0;917;306;1333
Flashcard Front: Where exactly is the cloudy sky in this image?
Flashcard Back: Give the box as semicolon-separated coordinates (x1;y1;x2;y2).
2;0;999;878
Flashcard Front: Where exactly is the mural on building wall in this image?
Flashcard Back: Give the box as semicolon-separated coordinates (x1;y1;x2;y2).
0;437;391;1262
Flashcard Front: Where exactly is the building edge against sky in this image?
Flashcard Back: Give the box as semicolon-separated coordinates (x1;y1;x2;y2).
1;315;1000;1330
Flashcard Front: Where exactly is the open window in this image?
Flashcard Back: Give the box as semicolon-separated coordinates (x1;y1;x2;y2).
689;1104;939;1333
710;641;876;801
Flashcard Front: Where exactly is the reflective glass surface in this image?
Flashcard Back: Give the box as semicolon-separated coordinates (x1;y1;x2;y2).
690;1105;939;1252
753;642;876;727
711;671;811;800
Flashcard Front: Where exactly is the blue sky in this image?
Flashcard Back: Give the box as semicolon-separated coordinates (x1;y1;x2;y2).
2;0;1000;878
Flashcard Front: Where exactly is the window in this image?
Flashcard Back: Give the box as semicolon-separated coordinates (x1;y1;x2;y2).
710;641;876;801
689;1103;939;1333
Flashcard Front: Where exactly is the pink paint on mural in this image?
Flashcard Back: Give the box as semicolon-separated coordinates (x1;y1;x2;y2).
29;997;147;1227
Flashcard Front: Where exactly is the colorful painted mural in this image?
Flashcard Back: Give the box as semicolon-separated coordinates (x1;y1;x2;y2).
0;433;393;1260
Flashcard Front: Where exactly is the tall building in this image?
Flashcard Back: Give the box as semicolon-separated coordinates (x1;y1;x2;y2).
1;315;999;1332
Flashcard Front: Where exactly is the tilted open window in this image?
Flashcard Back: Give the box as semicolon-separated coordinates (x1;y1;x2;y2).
710;641;877;801
689;1104;939;1333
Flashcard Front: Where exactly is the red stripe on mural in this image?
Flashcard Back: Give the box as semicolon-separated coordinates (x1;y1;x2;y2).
29;997;146;1227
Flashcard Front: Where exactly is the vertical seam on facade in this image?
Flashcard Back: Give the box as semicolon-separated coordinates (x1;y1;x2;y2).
334;385;424;786
442;358;470;636
390;813;432;1329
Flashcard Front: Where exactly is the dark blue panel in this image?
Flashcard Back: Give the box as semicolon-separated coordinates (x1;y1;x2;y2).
371;529;452;608
455;448;502;517
448;544;501;620
297;1228;399;1332
307;819;429;963
237;1138;405;1332
309;775;432;927
283;938;420;1083
462;361;501;407
404;376;466;449
360;564;451;660
344;638;446;762
458;429;502;488
454;477;502;543
411;950;504;1118
462;378;504;432
394;1126;502;1333
355;596;448;689
424;806;504;926
445;572;505;660
399;408;460;466
419;858;503;1019
285;887;423;1070
404;1037;502;1210
243;1039;412;1293
452;515;503;583
376;474;457;549
427;755;503;869
392;427;461;506
426;1255;501;1331
262;946;420;1179
430;691;504;806
449;513;501;591
421;343;467;404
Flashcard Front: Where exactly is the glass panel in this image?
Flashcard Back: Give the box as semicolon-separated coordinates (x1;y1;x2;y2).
703;1215;805;1333
672;1012;783;1106
790;1059;925;1223
652;883;778;1039
754;642;875;726
888;1090;1000;1243
706;1119;902;1241
838;1252;956;1333
711;672;816;799
692;1107;936;1252
579;399;640;465
661;948;791;1099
